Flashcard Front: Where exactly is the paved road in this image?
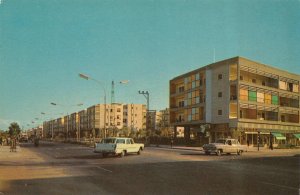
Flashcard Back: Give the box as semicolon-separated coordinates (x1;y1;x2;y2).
0;141;299;195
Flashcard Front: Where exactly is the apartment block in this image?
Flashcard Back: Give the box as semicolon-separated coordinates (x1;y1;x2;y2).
69;112;79;139
78;109;88;138
123;104;146;133
157;108;171;134
43;103;147;140
170;57;300;145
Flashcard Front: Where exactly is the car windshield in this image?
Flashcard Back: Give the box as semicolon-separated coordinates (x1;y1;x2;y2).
215;139;226;144
101;138;116;144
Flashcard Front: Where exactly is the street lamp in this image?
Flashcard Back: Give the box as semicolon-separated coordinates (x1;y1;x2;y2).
111;80;129;136
79;73;107;139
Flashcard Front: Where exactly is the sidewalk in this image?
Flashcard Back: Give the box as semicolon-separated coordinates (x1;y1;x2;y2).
0;145;23;161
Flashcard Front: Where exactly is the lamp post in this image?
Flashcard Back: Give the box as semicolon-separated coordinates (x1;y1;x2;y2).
79;73;107;139
111;80;129;136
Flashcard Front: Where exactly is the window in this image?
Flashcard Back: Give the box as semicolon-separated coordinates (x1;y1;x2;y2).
195;97;200;104
117;108;121;112
218;110;222;115
252;79;256;83
192;81;196;88
178;100;184;107
179;86;184;92
240;76;243;80
218;92;222;98
187;107;199;121
116;139;125;144
248;91;257;102
218;74;223;80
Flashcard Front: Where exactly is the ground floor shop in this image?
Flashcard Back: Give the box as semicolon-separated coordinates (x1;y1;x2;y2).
174;122;300;146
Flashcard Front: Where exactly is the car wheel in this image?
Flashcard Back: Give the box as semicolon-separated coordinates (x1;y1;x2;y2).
205;151;210;155
237;150;242;155
120;150;125;158
137;148;141;155
102;153;107;158
216;150;222;156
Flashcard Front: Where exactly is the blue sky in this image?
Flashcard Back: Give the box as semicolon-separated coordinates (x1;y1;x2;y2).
0;0;299;130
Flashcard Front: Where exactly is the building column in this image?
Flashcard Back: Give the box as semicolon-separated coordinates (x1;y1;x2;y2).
184;126;191;143
173;126;177;138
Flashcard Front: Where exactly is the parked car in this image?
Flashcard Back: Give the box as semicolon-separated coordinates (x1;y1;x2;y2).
94;137;144;157
203;138;244;156
19;136;29;143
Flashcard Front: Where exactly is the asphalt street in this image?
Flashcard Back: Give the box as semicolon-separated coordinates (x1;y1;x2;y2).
0;141;299;195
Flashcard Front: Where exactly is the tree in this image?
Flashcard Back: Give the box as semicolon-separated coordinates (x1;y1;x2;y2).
8;122;21;137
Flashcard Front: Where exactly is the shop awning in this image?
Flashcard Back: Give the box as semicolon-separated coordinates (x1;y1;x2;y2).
271;132;286;140
293;134;300;140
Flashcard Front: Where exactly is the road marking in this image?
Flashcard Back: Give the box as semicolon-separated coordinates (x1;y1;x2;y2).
260;181;298;190
94;166;113;173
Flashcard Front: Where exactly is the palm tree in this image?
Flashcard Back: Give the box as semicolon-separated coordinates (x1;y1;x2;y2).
8;122;21;137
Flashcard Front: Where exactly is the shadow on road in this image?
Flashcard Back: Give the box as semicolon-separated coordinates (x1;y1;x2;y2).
2;155;299;195
19;142;55;148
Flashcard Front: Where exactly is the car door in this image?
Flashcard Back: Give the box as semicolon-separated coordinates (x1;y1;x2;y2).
232;140;239;152
126;138;133;153
225;140;232;153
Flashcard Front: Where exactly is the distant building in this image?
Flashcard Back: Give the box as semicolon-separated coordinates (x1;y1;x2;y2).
43;103;147;140
170;56;300;145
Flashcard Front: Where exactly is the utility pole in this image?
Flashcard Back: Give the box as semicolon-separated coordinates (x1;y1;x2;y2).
138;90;150;131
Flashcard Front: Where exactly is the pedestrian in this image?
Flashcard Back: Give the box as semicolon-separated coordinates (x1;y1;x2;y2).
10;138;13;152
170;138;174;148
247;140;250;148
269;140;273;150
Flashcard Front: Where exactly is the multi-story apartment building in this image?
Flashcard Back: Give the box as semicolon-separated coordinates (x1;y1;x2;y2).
109;103;124;131
170;57;300;145
57;117;64;138
156;108;171;136
78;109;88;138
27;126;43;138
123;104;146;133
42;103;147;140
43;121;51;138
69;112;79;139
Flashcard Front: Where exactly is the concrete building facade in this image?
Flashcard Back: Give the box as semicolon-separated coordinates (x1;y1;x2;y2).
43;103;147;140
170;57;300;146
